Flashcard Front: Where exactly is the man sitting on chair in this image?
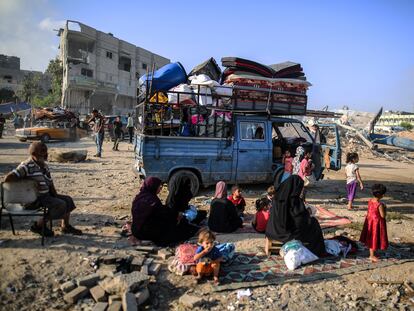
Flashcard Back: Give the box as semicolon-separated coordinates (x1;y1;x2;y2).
4;142;82;237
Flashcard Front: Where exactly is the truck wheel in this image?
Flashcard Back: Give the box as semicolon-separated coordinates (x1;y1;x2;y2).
169;170;200;195
273;169;284;189
40;134;51;143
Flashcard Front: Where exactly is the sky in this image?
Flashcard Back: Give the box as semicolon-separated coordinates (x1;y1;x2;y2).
0;0;413;112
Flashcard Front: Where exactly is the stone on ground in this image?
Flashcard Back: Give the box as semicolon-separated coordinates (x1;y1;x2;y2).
92;302;108;311
179;294;203;308
49;149;87;162
90;285;107;302
63;286;89;304
135;287;150;306
77;273;101;288
107;301;122;311
122;292;137;311
99;271;149;295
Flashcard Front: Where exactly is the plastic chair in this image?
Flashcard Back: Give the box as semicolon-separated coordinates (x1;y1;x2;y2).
0;180;51;246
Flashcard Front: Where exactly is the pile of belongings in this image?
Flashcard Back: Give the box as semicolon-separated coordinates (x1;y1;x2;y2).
221;57;311;114
34;107;77;121
137;57;312;135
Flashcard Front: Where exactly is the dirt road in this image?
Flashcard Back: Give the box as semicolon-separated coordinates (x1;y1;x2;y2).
0;134;413;310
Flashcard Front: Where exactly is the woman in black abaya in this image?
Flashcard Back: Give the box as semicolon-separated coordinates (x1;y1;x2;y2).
166;174;206;225
265;175;325;256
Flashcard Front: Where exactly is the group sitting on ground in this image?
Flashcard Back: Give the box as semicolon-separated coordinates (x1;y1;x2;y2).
3;143;388;266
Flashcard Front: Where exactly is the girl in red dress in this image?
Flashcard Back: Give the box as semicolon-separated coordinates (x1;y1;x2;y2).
359;184;388;262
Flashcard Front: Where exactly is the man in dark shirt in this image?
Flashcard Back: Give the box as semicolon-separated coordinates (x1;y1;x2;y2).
112;116;123;151
4;142;82;237
0;113;5;138
88;109;105;157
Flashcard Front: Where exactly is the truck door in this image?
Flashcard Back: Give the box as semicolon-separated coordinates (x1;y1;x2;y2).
235;120;272;182
319;124;342;171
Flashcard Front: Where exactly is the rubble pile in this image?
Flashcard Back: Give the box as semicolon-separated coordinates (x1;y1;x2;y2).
59;245;173;310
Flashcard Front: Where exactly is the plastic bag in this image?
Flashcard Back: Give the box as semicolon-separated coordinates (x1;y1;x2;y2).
168;84;194;104
215;243;235;262
324;239;341;256
284;249;302;270
281;240;318;270
183;205;198;222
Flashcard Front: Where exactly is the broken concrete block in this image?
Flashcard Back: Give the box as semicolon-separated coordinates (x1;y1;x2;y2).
135;287;150;306
135;246;156;253
179;294;203;308
158;249;173;260
60;280;76;293
140;265;149;275
77;273;101;288
143;258;154;266
108;295;121;305
100;271;150;295
92;302;108;311
63;286;89;304
149;263;161;276
131;256;145;268
90;285;107;303
97;265;118;278
100;255;117;265
122;292;137;311
49;149;87;163
107;301;122;311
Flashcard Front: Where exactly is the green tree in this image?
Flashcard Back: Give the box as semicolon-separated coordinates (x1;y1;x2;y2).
45;58;63;104
0;88;17;103
17;72;43;103
400;121;413;130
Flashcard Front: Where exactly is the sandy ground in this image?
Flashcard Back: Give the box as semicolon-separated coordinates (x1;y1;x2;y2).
0;131;413;311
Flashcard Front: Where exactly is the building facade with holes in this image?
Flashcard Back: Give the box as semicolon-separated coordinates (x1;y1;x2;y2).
58;21;170;116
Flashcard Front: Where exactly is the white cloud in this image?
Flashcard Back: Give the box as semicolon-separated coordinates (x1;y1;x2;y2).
38;17;65;32
0;0;61;72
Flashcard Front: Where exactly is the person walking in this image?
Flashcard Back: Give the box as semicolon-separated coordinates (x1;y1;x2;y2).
112;116;123;151
88;109;105;157
127;113;134;144
0;113;5;138
12;113;19;129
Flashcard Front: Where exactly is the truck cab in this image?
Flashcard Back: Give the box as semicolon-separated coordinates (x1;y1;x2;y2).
134;114;341;194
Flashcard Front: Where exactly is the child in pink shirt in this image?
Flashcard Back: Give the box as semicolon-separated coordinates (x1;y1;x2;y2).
299;150;314;200
281;150;293;183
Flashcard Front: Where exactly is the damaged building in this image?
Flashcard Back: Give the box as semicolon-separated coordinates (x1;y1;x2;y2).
58;21;170;115
0;54;51;101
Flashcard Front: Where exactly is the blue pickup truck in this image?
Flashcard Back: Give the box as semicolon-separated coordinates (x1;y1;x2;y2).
134;114;341;194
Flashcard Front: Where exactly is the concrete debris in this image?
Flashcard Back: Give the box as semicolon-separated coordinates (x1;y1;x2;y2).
90;285;107;302
122;292;138;311
63;286;89;304
107;301;122;311
135;287;150;306
99;271;149;295
92;302;108;311
179;293;204;308
158;248;173;260
149;263;161;276
60;280;76;293
108;295;122;305
77;273;101;288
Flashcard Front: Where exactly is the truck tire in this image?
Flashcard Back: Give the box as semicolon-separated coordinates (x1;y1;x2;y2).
168;170;200;195
40;134;51;143
273;169;284;189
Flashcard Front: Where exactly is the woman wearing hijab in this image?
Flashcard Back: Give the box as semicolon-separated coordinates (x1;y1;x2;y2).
208;181;243;233
265;175;325;256
166;175;207;224
131;176;198;246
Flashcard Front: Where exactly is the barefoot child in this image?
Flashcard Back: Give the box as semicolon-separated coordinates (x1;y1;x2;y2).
359;184;388;262
194;229;223;284
252;197;271;233
345;152;364;210
227;185;246;217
